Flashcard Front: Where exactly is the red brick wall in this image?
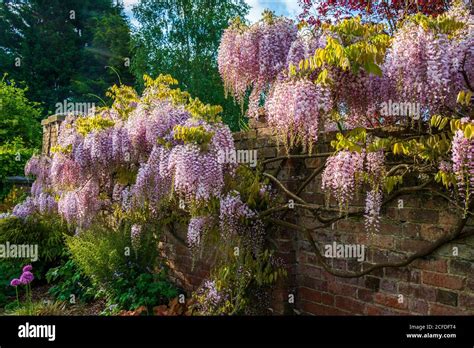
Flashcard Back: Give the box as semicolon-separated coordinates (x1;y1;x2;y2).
158;119;474;315
43;116;473;315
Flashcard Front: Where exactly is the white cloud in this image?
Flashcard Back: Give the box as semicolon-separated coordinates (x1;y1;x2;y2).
245;0;299;23
281;0;300;18
122;0;140;8
246;0;266;23
121;0;140;28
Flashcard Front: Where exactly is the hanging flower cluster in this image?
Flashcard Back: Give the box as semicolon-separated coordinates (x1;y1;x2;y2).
364;150;385;232
286;33;323;69
265;78;332;153
10;75;239;231
322;149;387;232
13;156;56;219
452;124;474;208
194;280;228;314
217;13;297;117
187;216;213;249
385;8;472;113
321;150;365;212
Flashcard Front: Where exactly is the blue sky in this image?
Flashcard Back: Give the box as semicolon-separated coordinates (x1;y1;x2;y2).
122;0;300;26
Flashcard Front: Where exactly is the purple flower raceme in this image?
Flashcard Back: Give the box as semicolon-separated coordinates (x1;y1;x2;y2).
265;78;332;153
12;197;36;220
131;224;142;239
439;160;453;173
197;280;227;314
218;14;297;117
321;150;365;212
452;125;474;206
187;216;212;248
364;189;383;233
131;224;142;250
168;143;224;202
219;193;256;236
384;7;472;114
22;265;33;273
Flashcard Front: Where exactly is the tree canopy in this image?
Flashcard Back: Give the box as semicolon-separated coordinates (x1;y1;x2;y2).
131;0;249;130
0;0;134;115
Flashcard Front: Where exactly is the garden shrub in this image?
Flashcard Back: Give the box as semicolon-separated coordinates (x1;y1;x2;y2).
0;77;42;200
0;185;29;213
0;259;23;309
0;138;36;199
66;222;177;311
0;214;70;279
46;258;95;304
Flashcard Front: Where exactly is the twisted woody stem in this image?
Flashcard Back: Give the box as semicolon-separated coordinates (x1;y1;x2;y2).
259;161;473;278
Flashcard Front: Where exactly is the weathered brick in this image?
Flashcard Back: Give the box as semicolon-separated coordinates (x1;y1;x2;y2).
335;296;365;314
385;268;420;283
420;225;447;241
366;304;404;315
300;276;328;292
422;272;464;290
397;208;439;224
467;279;474;292
357;288;374;302
300;300;349;315
408;298;429;315
364;276;381;291
436;289;458;307
438;209;461;225
380;279;398;293
398;239;432;253
371;234;395;249
429;303;466;315
377;222;402;235
259;146;277;159
320;292;335;306
411;259;448;273
305;158;324;168
328;282;358;297
374;293;408;310
458;294;474;309
398;283;437;302
449;259;474;276
400;222;421;238
298;287;323;303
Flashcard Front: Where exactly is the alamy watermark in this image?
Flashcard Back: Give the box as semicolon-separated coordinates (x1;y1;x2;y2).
380;100;420;120
55;100;96;116
18;322;55;342
218;149;258;167
324;242;366;262
0;242;38;262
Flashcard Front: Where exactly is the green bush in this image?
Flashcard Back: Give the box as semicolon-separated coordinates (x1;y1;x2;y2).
46;258;95;304
107;269;177;312
0;185;29;213
0;259;23;308
0;138;36;199
0;77;42;200
0;77;42;148
0;214;71;279
66;222;178;311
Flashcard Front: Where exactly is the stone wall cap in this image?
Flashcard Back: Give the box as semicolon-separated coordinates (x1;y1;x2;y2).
41;114;67;126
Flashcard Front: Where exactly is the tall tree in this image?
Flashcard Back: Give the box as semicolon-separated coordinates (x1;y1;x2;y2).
0;0;134;115
131;0;249;130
